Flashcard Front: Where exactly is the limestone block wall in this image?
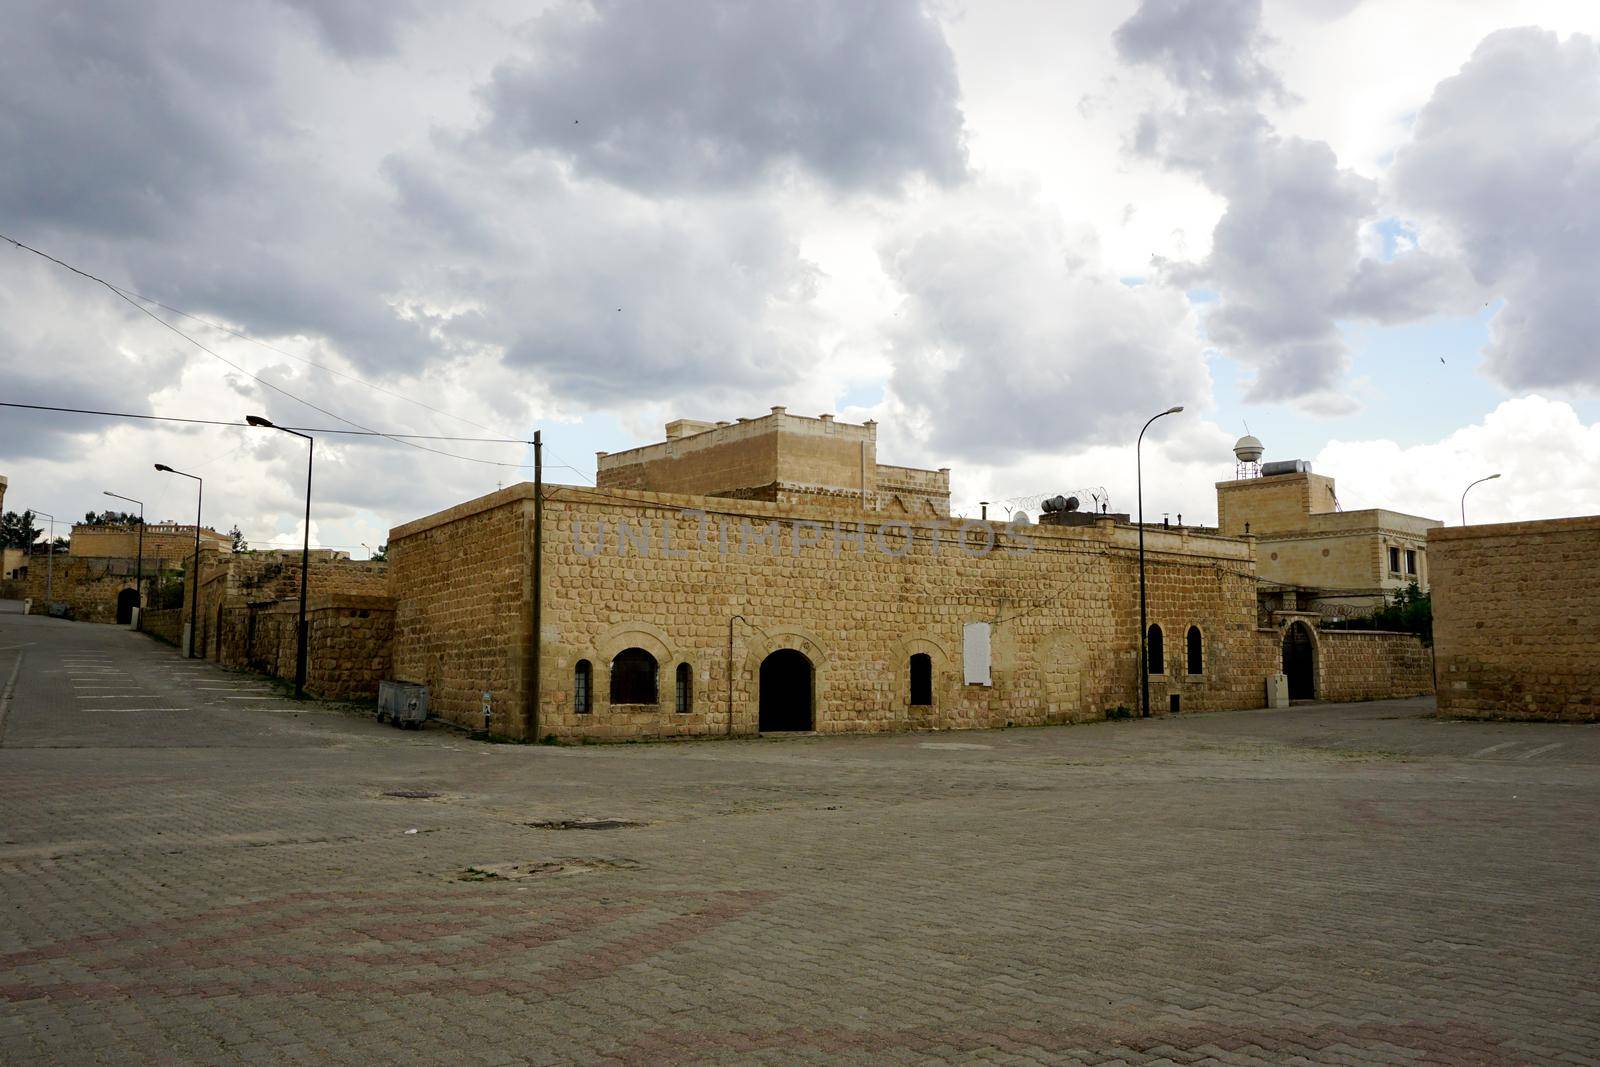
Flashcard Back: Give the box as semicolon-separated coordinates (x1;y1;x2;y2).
210;594;395;700
22;556;177;622
191;551;389;661
141;608;183;646
1315;630;1433;702
388;486;533;734
1431;516;1600;721
390;482;1286;740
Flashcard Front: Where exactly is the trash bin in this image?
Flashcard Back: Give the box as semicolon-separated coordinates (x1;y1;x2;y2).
378;680;429;730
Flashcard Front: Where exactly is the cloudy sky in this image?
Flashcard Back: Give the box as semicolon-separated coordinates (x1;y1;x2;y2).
3;0;1598;554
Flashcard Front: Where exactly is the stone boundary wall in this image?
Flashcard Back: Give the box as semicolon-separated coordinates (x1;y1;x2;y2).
211;594;395;701
1314;629;1433;702
142;608;183;646
1431;515;1600;721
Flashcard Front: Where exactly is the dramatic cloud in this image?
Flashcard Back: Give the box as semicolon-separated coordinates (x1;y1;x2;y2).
1113;0;1286;102
1316;396;1600;524
480;0;967;193
1391;28;1600;394
879;189;1211;461
1118;0;1472;411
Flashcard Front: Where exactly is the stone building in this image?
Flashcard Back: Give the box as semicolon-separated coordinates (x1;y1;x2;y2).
597;408;951;516
1431;515;1600;721
387;412;1432;741
1216;443;1441;620
68;521;231;562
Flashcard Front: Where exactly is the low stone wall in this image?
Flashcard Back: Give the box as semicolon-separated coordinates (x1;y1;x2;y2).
142;608;183;647
1431;515;1600;721
1316;629;1433;702
211;594;395;701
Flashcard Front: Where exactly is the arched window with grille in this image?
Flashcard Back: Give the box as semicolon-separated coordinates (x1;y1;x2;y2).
909;653;933;706
610;647;658;705
1146;624;1165;675
675;662;693;713
1186;626;1203;675
573;659;592;714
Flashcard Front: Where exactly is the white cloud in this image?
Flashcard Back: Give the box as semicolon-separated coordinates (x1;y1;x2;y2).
1391;27;1600;394
1315;396;1600;524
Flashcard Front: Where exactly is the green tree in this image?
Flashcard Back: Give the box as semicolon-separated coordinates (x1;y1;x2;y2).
0;510;42;550
1371;582;1432;646
228;524;249;552
81;510;140;526
370;542;388;561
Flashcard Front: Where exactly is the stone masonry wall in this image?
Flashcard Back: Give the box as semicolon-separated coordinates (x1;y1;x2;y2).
1315;629;1434;702
1431;515;1600;721
388;487;532;734
391;484;1279;739
212;595;395;701
141;608;183;646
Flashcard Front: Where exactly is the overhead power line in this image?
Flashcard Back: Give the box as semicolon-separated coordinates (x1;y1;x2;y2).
0;402;534;443
0;232;530;468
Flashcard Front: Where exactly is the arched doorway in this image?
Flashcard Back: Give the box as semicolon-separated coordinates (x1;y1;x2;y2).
1282;622;1316;700
115;587;140;625
759;649;813;732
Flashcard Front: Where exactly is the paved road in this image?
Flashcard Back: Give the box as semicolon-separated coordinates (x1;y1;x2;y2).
2;605;1597;1065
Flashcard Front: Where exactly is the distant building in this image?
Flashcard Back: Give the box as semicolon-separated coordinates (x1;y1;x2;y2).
1215;441;1441;619
597;407;951;517
69;522;232;561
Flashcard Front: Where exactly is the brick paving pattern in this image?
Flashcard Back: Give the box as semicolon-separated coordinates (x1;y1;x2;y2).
2;602;1597;1064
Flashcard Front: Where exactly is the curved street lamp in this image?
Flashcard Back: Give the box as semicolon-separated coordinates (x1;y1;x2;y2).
1461;473;1501;526
246;415;312;700
1138;405;1185;719
154;464;202;658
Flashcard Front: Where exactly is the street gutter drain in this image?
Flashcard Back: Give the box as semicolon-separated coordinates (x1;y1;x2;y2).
526;818;645;831
384;789;442;799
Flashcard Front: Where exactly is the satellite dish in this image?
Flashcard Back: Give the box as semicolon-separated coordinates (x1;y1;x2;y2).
1011;512;1031;525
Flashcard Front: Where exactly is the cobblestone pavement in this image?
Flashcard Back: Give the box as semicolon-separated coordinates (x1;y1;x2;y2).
2;604;1597;1065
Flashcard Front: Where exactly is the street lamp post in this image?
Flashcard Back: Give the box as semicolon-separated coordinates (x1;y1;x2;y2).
155;464;203;658
246;416;312;700
1137;405;1185;719
103;490;145;627
1461;473;1501;526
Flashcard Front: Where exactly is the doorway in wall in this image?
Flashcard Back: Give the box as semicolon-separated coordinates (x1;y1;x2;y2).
1282;621;1316;700
115;587;139;625
758;649;813;732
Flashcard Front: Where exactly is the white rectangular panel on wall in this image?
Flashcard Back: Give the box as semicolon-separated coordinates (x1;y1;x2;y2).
963;622;992;686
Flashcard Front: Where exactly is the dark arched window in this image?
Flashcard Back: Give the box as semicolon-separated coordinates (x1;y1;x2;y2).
675;662;693;713
1146;624;1165;675
909;653;932;706
610;647;658;704
573;660;592;714
1186;626;1203;675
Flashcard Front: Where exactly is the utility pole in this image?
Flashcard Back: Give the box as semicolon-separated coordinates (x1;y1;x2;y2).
528;430;543;739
